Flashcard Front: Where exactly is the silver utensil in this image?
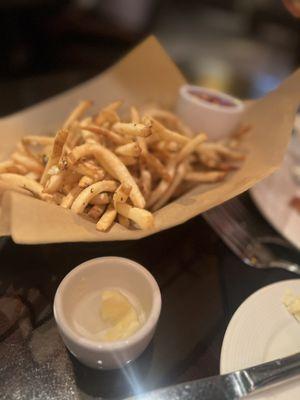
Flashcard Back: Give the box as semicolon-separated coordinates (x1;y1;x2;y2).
129;352;300;399
203;197;300;274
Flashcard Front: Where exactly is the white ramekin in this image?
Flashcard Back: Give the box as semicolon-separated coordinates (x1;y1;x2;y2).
53;256;161;369
177;84;245;140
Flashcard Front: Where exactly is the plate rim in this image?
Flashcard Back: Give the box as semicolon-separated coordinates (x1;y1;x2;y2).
250;162;300;250
220;278;300;374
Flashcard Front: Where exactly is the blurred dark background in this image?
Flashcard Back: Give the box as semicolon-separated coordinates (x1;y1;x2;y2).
0;0;299;116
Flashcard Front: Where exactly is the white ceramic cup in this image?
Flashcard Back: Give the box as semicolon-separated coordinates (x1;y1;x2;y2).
177;84;245;140
54;257;161;369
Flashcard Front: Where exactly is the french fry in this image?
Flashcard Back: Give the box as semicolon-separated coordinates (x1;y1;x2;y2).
148;117;189;145
58;125;83;170
156;141;179;153
22;136;54;146
40;146;52;166
50;192;64;205
11;152;43;174
167;141;179;152
14;163;29;175
47;165;60;176
213;144;245;161
81;129;100;144
90;192;110;205
196;146;220;168
95;100;122;125
81;125;129;145
65;123;82;150
15;142;27;155
115;142;141;157
152;144;173;161
136;136;148;154
141;152;171;181
174;133;207;164
25;171;40;181
73;161;105;181
0;180;30;197
65;170;81;186
119;155;138;166
145;132;159;145
113;183;131;207
0;173;48;199
118;214;130;228
61;186;82;209
19;141;42;163
146;161;176;208
97;109;120;127
67;143;145;208
96;203;117;231
218;162;240;171
78;175;94;188
71;180;118;214
113;122;151;137
140;169;151;199
87;204;106;220
81;116;93;127
40;129;69;185
44;172;66;193
63;100;92;129
184;171;226;182
142;108;193;136
62;183;72;194
152;162;187;211
115;202;154;230
225;138;239;149
0;160;16;173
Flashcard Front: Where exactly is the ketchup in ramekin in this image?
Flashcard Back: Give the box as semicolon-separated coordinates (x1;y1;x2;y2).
188;90;237;108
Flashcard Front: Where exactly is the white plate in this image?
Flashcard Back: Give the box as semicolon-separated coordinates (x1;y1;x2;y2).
220;279;300;400
250;154;300;250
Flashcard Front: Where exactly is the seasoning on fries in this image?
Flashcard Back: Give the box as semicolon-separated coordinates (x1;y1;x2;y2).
0;100;248;232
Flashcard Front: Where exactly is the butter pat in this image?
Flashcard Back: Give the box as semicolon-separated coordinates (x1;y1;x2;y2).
283;290;300;321
100;289;141;341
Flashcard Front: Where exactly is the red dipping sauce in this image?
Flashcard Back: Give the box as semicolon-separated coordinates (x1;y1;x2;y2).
189;90;236;107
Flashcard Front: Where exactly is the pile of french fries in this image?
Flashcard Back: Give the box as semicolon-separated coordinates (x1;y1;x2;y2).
0;100;247;231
